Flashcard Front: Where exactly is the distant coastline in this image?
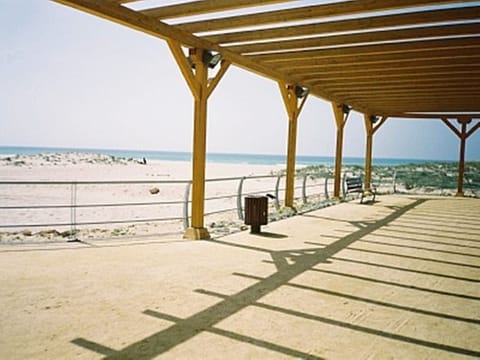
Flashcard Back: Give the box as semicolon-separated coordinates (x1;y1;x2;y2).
0;146;455;167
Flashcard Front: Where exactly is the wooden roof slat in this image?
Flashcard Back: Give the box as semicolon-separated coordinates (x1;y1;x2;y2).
324;75;480;91
293;59;480;79
284;50;480;74
307;69;480;83
331;85;479;95
336;90;479;97
175;0;471;33
251;37;480;63
203;6;480;44
104;0;138;3
349;95;480;102
305;78;480;92
228;23;480;55
141;0;292;20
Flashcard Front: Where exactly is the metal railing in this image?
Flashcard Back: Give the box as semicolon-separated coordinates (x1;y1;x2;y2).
1;168;477;241
0;173;332;239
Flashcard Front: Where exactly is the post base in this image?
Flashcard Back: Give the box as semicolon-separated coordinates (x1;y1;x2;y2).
183;227;210;240
455;191;465;197
250;224;261;234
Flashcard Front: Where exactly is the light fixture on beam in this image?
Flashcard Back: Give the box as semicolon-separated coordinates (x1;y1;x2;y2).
342;104;352;115
294;85;308;99
370;115;380;123
203;50;222;69
188;49;222;69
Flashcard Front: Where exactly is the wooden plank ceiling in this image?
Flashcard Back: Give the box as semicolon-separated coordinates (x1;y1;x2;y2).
54;0;480;117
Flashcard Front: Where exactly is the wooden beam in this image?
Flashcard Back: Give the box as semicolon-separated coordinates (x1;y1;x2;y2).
307;75;480;89
175;0;469;33
228;24;480;54
279;82;309;208
348;92;480;100
455;118;471;196
204;6;479;44
466;121;480;139
141;0;291;20
441;118;461;138
363;115;387;191
184;48;210;240
364;114;374;192
250;37;480;63
332;102;349;199
206;60;231;98
326;81;479;92
52;0;339;103
166;44;231;239
334;86;480;96
370;104;479;113
386;113;480;119
304;68;480;83
292;59;480;79
167;40;199;97
280;50;480;73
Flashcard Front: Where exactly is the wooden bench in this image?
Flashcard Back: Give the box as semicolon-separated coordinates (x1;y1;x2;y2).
344;176;376;204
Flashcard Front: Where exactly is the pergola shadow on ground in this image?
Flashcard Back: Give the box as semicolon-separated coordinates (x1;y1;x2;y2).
1;195;479;359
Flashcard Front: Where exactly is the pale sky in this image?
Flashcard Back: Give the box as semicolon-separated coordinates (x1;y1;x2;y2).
1;1;479;161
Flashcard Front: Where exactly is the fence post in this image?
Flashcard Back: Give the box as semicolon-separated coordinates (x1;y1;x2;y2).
324;175;330;200
393;170;397;193
69;182;78;241
274;175;281;210
237;177;246;220
183;181;191;230
302;174;308;204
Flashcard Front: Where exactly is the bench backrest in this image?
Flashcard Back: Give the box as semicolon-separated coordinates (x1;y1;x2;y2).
345;176;363;192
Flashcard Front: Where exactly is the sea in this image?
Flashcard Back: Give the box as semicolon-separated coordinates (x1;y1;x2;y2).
0;146;448;167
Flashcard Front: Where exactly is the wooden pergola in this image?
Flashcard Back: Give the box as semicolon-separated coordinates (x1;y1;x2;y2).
53;0;480;239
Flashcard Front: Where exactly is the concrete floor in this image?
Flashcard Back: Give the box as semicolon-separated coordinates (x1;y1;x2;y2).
1;195;479;359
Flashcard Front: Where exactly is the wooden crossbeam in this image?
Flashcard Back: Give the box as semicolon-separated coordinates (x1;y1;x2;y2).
141;0;291;20
307;70;480;83
175;0;470;33
228;24;480;54
204;6;480;44
250;37;480;62
294;62;480;80
307;75;480;88
279;50;480;72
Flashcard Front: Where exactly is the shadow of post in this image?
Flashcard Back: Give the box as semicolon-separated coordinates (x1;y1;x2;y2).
74;199;464;359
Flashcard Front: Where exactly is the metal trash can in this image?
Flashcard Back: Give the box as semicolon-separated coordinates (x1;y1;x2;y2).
244;195;268;234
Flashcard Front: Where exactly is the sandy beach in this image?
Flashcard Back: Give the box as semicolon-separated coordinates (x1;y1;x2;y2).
0;153;291;243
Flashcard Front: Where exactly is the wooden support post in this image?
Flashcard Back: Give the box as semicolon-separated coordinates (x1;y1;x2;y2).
441;116;479;197
364;115;387;191
188;49;209;239
457;120;468;197
168;40;230;239
364;115;374;192
332;103;349;199
279;83;308;209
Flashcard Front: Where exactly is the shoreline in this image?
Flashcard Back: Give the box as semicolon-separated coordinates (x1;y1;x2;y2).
0;146;462;167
